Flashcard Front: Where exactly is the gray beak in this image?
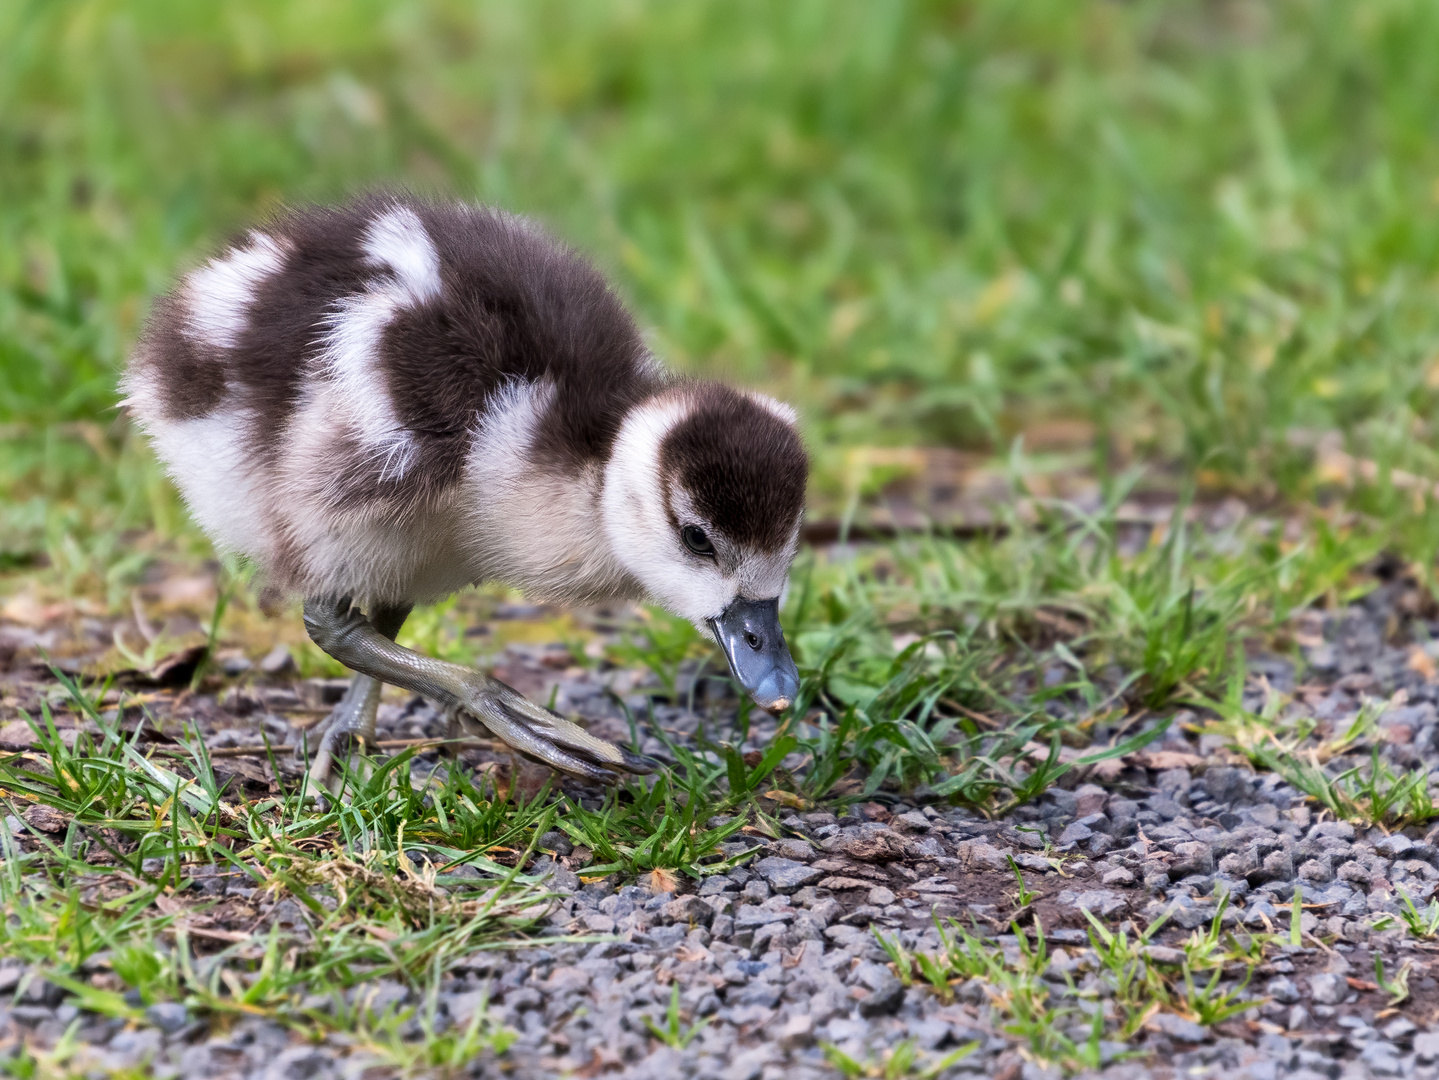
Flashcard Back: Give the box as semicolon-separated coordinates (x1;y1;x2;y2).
707;596;800;713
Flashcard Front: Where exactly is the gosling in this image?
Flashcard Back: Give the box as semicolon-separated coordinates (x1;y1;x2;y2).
121;194;807;785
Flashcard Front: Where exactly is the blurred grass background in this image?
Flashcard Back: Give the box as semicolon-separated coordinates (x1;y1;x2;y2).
4;0;1439;597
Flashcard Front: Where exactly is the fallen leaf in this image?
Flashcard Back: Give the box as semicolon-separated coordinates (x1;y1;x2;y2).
1346;977;1380;991
1408;647;1437;682
762;789;808;810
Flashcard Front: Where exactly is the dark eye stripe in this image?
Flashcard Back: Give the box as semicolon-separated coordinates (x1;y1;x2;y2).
682;525;714;557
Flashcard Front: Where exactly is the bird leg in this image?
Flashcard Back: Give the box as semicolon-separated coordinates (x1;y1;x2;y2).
300;602;411;789
303;596;655;784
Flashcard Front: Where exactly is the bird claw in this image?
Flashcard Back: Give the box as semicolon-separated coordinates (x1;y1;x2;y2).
296;671;382;798
458;681;657;784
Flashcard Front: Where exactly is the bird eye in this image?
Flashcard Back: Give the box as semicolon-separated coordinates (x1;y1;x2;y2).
682;525;714;557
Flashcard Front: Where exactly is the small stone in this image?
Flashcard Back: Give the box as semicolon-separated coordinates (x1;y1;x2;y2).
754;857;823;892
1376;834;1413;859
1101;867;1135;886
1169;904;1213;930
220;653;253;675
1010;853;1051;872
1057;822;1092;845
808;898;842;925
144;1002;189;1034
742;879;771;902
1310;820;1355;841
1266;976;1300;1004
1074;784;1108;817
867;886;896;907
779;1013;814;1050
733;981;782;1007
1140;945;1184;964
22;804;70;834
724;1047;775;1080
894;811;931;832
1260;849;1295;883
735;904;793;927
956;840;1010;871
1168;841;1215;880
1415;1031;1439;1063
20;977;61;1006
1359;1041;1404;1076
818;875;874;891
698;876;732;897
1382;1017;1416;1041
773;838;814;862
856;978;904;1017
544;966;591;995
661;896;714;928
259;645;294;675
1147;1012;1209;1043
841;829;908;863
540;830;574;856
1287;1004;1310;1031
263;1046;334;1080
108;1028;162;1065
1058;889;1127;918
1309;972;1344;1004
839;904;883;926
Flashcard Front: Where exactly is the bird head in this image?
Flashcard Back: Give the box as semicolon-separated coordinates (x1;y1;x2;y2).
602;383;808;713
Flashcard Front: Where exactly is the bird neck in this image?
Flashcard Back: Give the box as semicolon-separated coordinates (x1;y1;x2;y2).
462;382;642;605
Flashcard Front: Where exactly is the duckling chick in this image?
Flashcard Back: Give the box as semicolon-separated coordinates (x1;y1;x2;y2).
121;195;807;786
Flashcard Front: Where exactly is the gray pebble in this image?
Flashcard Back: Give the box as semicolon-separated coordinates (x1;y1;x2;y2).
1148;1012;1209;1043
753;856;823;892
1266;975;1300;1004
259;644;294;674
856;977;903;1017
1308;972;1344;1004
144;1002;189;1034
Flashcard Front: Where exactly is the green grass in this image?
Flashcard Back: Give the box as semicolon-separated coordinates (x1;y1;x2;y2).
8;1;1439;574
1;0;1436;812
5;2;1439;1064
0;683;560;1049
871;901;1276;1071
875;909;1187;1071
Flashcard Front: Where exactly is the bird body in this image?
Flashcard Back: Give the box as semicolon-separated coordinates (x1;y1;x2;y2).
123;195;807;784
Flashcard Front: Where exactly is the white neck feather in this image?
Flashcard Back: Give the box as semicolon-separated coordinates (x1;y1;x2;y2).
462;381;639;604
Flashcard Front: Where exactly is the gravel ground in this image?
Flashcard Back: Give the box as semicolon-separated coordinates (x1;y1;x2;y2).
4;575;1439;1078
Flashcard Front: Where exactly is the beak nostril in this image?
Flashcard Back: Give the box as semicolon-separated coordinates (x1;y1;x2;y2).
744;630;761;650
